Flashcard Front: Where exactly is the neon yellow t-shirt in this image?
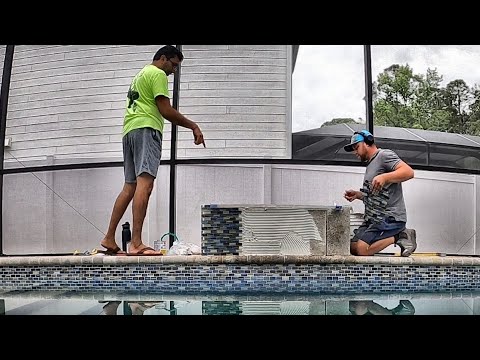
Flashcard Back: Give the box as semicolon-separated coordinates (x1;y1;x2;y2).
123;64;170;136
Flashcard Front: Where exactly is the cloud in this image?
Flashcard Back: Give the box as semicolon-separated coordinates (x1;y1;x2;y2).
293;45;480;133
292;45;366;132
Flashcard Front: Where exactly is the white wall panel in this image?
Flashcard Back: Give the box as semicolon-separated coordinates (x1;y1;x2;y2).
6;45;168;165
5;45;292;164
179;45;290;159
3;165;170;254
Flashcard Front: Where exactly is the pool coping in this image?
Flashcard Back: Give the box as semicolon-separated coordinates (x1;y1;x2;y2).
0;254;479;267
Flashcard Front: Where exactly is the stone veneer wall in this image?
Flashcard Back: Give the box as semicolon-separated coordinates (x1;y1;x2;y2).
1;256;480;294
201;205;242;255
202;301;242;315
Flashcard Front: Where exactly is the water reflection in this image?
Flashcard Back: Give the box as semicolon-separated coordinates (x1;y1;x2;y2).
100;301;178;315
349;300;415;315
0;291;479;315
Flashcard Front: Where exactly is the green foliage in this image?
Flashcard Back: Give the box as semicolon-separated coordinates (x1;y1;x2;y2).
321;118;362;127
373;64;480;135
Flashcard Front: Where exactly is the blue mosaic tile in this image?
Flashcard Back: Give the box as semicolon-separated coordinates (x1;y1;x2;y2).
1;263;480;294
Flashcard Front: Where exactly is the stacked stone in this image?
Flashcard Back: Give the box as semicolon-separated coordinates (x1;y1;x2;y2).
360;180;390;223
201;205;242;255
202;301;242;315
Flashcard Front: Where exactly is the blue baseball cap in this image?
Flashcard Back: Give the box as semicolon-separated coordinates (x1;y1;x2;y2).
344;133;365;152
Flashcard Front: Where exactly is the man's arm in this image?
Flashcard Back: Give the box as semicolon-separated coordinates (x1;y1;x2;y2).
384;161;414;184
156;96;205;147
344;189;364;202
371;161;414;193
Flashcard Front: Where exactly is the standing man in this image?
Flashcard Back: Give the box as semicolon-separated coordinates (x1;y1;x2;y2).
100;45;205;255
343;130;416;257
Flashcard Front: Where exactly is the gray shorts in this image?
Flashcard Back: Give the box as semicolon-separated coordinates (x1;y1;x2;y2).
122;127;163;183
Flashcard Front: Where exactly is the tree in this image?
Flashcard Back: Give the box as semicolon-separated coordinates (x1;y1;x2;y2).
373;64;478;135
321;118;362;127
373;64;422;128
441;80;473;134
412;68;450;131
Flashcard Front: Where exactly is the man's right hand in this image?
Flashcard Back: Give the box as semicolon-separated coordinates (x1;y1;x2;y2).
193;126;206;147
344;189;360;202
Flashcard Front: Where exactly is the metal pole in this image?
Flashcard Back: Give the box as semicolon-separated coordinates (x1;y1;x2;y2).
0;45;15;256
364;45;374;135
168;45;182;248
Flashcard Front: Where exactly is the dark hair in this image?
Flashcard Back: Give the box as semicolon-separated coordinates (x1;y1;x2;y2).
153;45;184;62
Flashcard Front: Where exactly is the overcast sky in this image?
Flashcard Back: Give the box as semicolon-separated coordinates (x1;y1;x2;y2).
292;45;480;133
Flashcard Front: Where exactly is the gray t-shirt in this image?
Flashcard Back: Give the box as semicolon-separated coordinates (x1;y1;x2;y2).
363;149;407;222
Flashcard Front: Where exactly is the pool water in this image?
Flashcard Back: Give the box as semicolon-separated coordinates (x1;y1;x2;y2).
1;291;479;315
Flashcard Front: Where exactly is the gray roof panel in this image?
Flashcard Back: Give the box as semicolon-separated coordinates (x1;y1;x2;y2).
407;128;479;147
295;124;480;148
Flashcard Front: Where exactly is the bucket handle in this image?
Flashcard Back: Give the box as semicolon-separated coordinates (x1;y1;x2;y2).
161;232;179;242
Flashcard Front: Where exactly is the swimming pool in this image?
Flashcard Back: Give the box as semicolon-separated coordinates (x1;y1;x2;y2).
1;290;479;315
